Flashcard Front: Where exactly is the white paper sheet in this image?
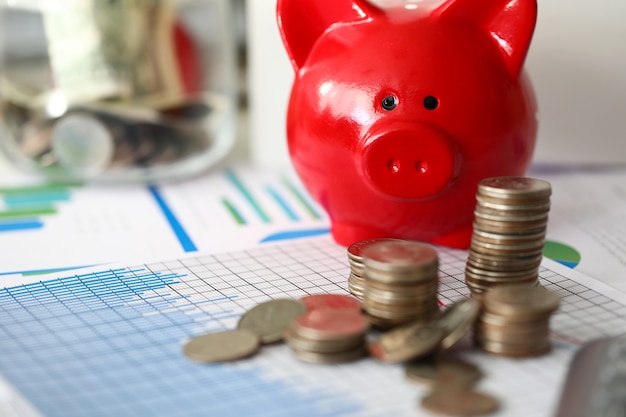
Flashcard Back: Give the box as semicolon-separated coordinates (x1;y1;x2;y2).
532;164;626;293
0;236;624;417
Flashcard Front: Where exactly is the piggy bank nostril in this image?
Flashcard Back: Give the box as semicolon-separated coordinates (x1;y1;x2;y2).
361;129;456;199
387;158;401;173
415;160;428;174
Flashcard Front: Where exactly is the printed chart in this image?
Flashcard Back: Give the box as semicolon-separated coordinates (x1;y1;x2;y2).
0;165;329;277
0;236;624;417
543;240;582;268
0;183;76;234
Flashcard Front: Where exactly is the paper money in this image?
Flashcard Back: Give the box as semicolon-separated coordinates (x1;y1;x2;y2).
42;0;183;108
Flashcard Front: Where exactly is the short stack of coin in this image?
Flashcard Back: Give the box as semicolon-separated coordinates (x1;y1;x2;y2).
474;285;561;357
285;308;369;364
347;238;401;300
466;176;552;297
361;240;440;328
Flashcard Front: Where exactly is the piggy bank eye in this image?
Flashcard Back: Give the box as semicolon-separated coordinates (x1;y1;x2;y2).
424;96;439;110
381;95;398;111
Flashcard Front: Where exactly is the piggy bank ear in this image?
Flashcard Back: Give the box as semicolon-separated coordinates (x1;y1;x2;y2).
277;0;372;71
438;0;537;77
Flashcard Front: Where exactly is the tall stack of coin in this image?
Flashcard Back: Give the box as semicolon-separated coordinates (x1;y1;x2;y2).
361;240;440;328
466;176;552;297
474;285;561;357
285;309;369;364
347;238;401;300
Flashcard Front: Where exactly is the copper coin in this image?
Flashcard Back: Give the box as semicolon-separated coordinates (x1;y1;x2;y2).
406;356;483;388
347;238;403;262
437;298;481;350
291;345;368;364
483;285;561;317
421;388;500;416
478;176;551;199
363;240;439;273
300;294;362;312
290;309;369;341
369;321;445;363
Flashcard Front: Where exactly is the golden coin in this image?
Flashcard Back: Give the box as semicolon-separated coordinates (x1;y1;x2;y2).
421;388;500;416
473;209;549;223
291;345;368;364
290;309;369;341
478;311;546;328
365;266;439;284
466;255;542;272
183;329;260;363
237;298;307;344
474;327;550;345
284;327;365;353
478;176;551;200
406;356;484;388
472;228;547;244
365;277;438;292
347;238;403;262
363;299;439;320
437;298;481;350
477;338;551;358
363;240;438;273
465;264;539;280
475;195;551;211
364;286;438;304
300;294;362;313
369;321;445;363
475;191;550;205
483;285;561;317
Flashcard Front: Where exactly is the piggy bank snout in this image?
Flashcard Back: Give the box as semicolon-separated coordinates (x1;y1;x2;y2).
360;125;456;199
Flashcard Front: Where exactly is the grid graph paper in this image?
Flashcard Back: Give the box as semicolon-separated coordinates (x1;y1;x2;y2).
0;235;625;417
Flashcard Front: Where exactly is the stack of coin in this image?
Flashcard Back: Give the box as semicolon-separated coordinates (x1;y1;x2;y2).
361;240;440;328
466;176;552;297
285;308;369;364
346;238;401;300
474;285;561;357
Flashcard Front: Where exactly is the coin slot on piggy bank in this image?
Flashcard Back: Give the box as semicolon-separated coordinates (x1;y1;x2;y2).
277;0;538;248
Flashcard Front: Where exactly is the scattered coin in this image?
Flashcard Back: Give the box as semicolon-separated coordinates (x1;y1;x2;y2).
237;298;307;344
369;321;445;363
184;230;563;415
183;329;260;363
437;298;481;350
405;356;484;389
421;388;500;416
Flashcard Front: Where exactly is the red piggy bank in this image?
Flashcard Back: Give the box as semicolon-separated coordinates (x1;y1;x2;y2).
277;0;538;248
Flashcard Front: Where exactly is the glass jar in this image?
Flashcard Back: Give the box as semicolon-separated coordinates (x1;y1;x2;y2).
0;0;237;182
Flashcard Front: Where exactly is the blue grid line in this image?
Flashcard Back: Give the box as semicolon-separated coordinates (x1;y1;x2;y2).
0;263;369;417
